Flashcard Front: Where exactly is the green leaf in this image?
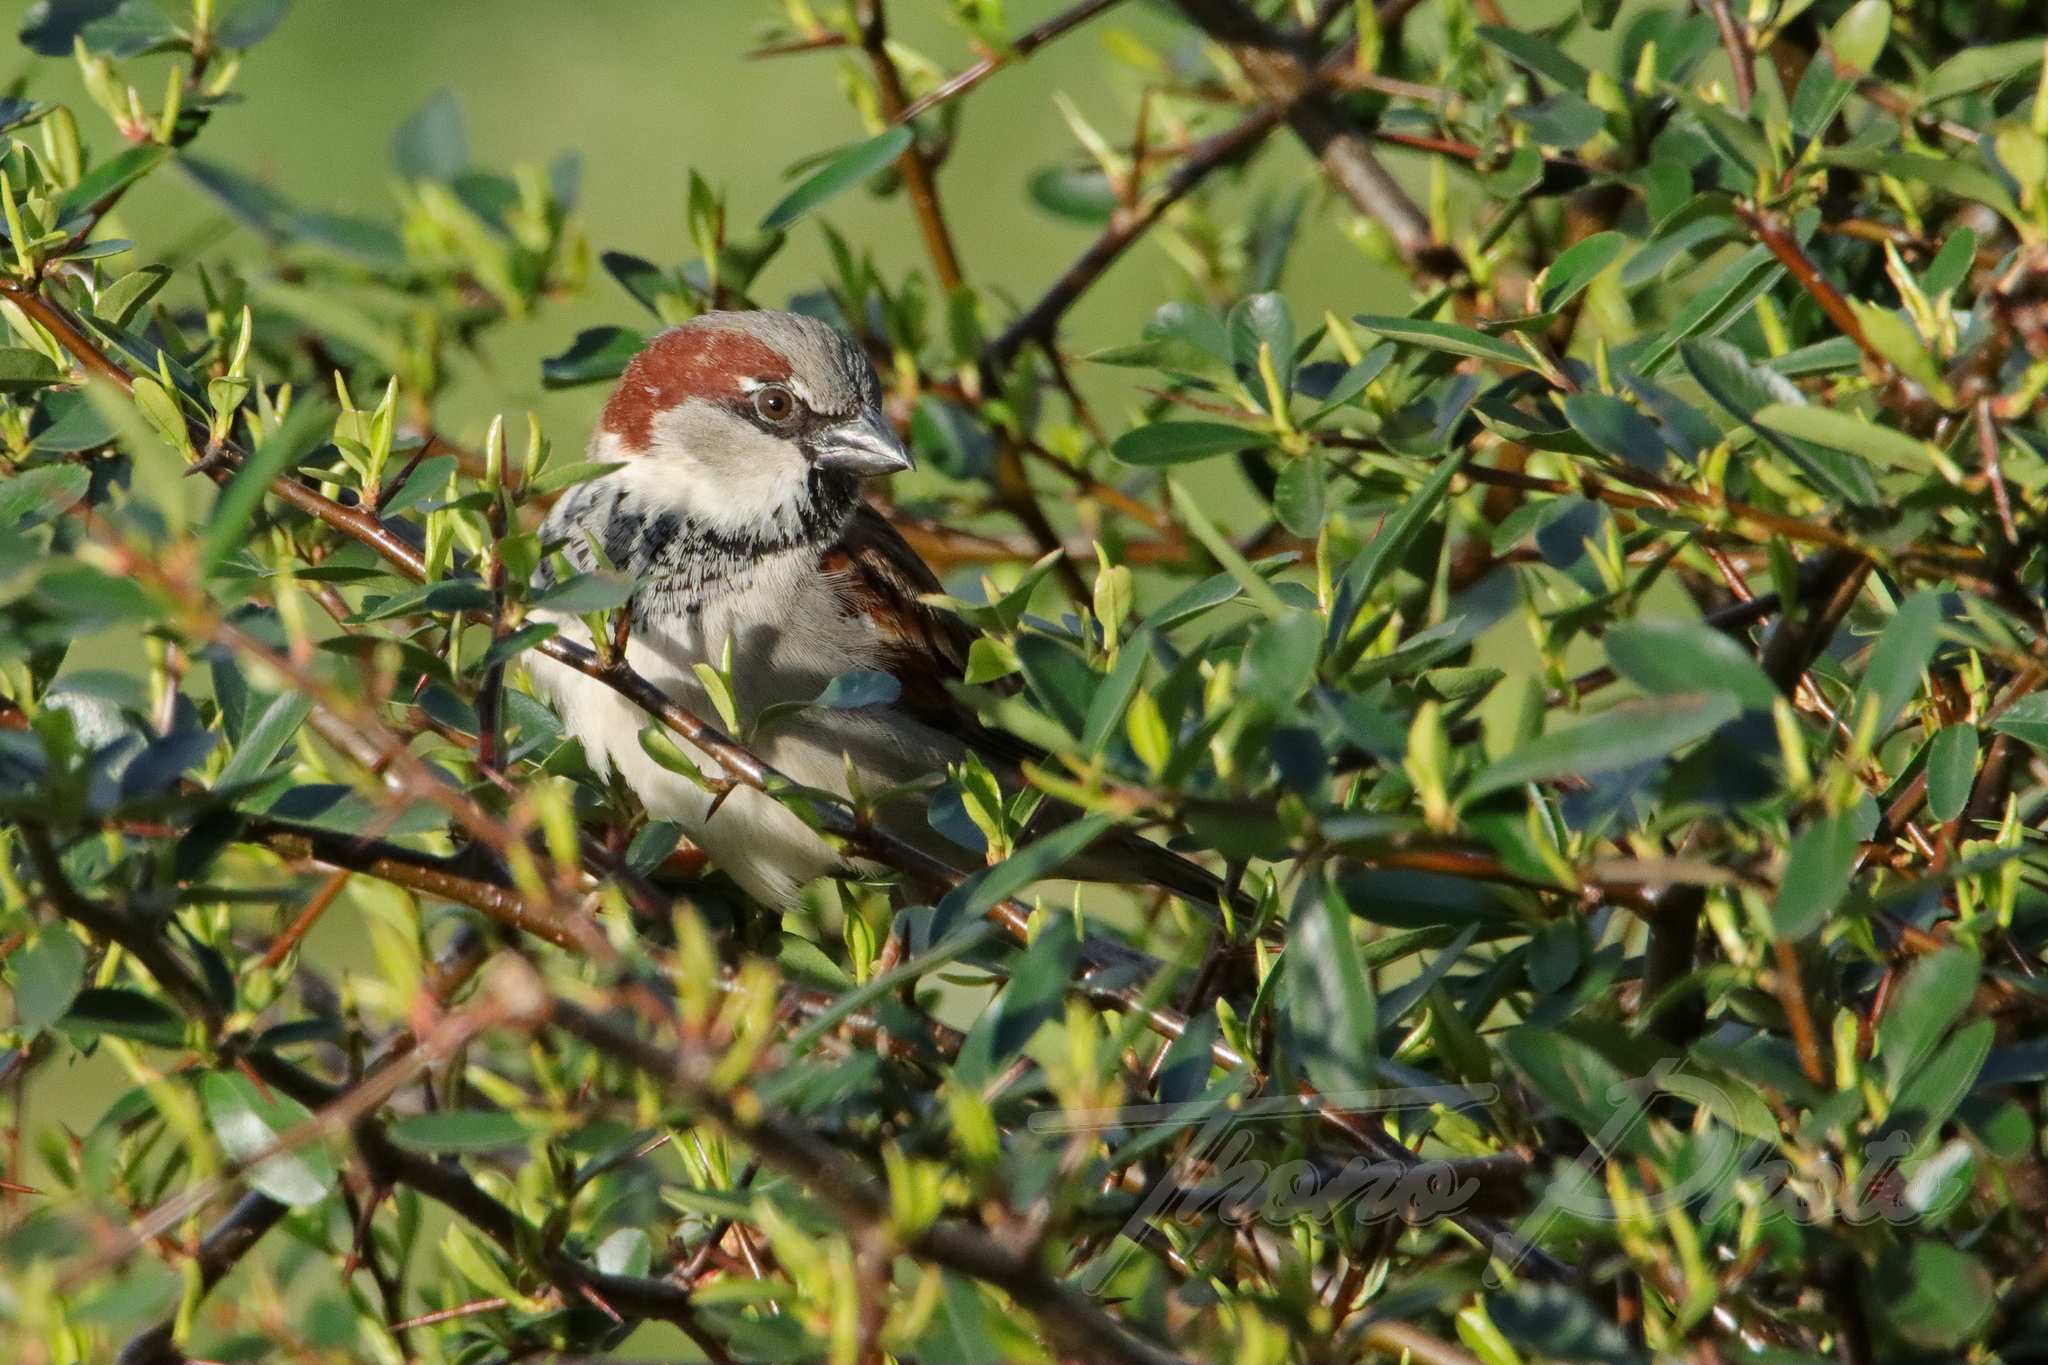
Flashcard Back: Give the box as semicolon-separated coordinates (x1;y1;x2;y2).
215;692;313;789
1539;232;1626;311
1352;314;1532;370
1080;632;1149;755
940;815;1112;925
1229;292;1297;400
815;669;900;709
1680;339;1879;505
1771;812;1859;940
10;926;86;1035
1501;1028;1655;1157
1111;421;1267;467
62;987;183;1047
213;0;291;49
1241;613;1322;709
541;326;644;388
1827;0;1892;74
355;578;490;623
761;126;913;232
530;570;634;616
0;348;62;391
1991;694;2048;752
1924;38;2044;104
1605;619;1779;711
0;464;90;529
1924;725;1978;823
56;143;169;222
201;399;334;576
201;1071;336;1207
388;1109;532;1153
1509;92;1607;148
1476;26;1591;90
1026;164;1115;225
1272;456;1325;537
1852;591;1940;740
1877;946;1978;1094
1332;453;1463;640
1888;1017;1991;1149
1821;147;2020;226
1753;403;1931;472
1562;392;1664;470
1467;692;1738;801
1634;248;1782;374
1170;480;1290;619
1284;874;1376;1095
391;88;468;181
1874;1244;1993;1349
955;915;1079;1083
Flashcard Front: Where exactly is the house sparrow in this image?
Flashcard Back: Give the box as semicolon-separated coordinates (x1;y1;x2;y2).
528;310;1233;911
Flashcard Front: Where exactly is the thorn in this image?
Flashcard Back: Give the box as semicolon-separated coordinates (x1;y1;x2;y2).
575;1280;624;1324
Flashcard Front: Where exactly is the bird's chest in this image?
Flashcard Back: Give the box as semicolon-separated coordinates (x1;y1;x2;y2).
624;553;880;720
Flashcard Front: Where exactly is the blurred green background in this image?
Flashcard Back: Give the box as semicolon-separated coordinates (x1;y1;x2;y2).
0;0;1433;448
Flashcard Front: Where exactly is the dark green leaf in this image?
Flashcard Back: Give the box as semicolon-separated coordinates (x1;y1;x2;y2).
1562;393;1664;471
939;815;1112;925
1331;453;1463;642
1772;811;1859;940
1111;421;1267;467
1476;26;1591;90
56;143;169;222
1026;164;1115;224
761;126;913;232
1874;1244;1993;1349
0;348;62;392
62;987;183;1047
200;398;333;575
530;570;634;616
0;464;90;529
1877;946;1979;1095
10;926;86;1035
354;578;490;623
1852;592;1940;740
215;692;313;789
1353;314;1531;369
1540;232;1626;311
1467;692;1739;800
1605;619;1779;711
388;1109;531;1153
1284;874;1376;1095
1924;724;1978;823
1990;694;2048;752
541;327;645;388
391;89;468;180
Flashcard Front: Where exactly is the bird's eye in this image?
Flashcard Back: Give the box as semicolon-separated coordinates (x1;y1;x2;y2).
753;385;798;425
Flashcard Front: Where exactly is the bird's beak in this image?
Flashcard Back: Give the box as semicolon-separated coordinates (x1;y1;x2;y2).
815;411;914;478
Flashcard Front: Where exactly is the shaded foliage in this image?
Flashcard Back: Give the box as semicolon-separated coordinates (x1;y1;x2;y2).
1;1;2047;1363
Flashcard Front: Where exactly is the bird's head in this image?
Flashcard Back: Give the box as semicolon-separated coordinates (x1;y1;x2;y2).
593;310;911;542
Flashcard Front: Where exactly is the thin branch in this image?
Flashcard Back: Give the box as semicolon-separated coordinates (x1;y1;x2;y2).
856;0;965;289
20;822;221;1031
896;0;1129;125
984;102;1286;373
548;996;1194;1365
1701;0;1756;111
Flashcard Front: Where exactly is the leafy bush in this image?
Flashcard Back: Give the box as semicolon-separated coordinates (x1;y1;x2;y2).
3;0;2047;1362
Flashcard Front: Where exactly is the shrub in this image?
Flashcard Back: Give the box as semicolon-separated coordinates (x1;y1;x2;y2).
2;1;2046;1362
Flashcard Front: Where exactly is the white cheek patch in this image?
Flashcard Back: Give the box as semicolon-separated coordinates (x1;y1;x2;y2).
621;400;815;537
